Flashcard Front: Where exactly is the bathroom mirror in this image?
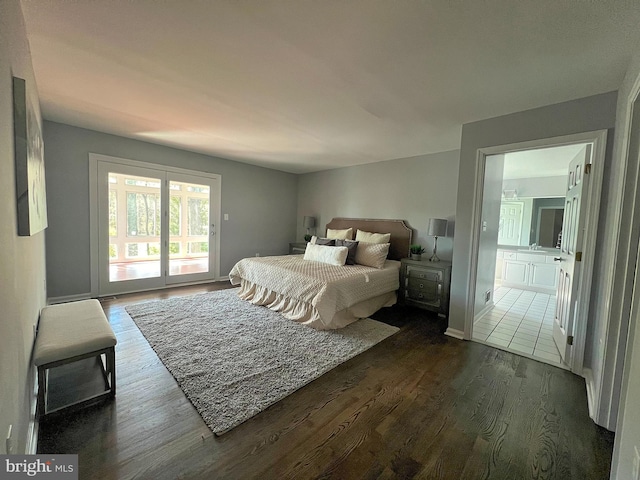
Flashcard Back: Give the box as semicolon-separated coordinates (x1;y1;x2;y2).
498;197;564;248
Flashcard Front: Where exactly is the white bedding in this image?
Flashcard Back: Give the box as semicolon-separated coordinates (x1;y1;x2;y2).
228;255;400;329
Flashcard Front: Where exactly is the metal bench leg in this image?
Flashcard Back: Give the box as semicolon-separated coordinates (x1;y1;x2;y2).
106;347;116;398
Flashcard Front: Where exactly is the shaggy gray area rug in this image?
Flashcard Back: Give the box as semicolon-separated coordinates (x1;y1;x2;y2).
125;288;399;435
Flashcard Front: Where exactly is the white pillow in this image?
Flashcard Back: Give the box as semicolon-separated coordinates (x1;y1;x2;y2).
326;228;353;240
355;242;390;269
303;243;348;266
355;229;391;244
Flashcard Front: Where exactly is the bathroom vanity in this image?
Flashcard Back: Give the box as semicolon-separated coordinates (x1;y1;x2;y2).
496;247;560;294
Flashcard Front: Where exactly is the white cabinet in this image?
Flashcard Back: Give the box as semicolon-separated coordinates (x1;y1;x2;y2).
503;260;529;286
500;251;559;293
530;263;559;290
495;250;504;281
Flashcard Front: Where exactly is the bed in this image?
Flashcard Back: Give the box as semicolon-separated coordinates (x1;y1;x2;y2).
229;218;413;329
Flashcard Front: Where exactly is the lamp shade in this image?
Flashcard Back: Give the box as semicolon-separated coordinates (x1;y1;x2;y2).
427;218;447;237
303;216;316;228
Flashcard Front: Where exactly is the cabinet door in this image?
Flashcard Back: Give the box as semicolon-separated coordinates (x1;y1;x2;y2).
529;263;559;289
503;260;529;286
495;251;504;281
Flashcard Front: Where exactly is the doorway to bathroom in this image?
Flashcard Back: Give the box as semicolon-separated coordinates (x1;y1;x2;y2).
468;130;606;374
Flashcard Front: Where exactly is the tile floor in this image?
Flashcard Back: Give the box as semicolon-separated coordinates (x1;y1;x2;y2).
472;286;564;367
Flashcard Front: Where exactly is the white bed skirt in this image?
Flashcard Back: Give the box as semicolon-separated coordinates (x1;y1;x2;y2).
236;280;397;330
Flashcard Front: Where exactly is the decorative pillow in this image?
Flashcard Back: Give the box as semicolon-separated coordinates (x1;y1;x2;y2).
303;243;348;266
355;242;390;269
355;229;391;244
310;236;335;246
335;239;359;265
326;228;353;240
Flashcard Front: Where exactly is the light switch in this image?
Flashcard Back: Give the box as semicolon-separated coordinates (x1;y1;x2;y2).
224;214;229;221
482;221;488;232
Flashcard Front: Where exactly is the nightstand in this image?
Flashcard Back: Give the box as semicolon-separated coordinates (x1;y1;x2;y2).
289;242;308;254
399;258;452;317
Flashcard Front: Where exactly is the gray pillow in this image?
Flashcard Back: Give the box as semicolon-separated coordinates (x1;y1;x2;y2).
313;237;335;246
335;239;359;265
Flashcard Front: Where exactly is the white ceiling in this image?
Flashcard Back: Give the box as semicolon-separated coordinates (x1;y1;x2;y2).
20;0;640;174
503;144;587;179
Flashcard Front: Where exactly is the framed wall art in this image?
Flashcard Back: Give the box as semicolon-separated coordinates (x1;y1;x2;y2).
13;76;47;236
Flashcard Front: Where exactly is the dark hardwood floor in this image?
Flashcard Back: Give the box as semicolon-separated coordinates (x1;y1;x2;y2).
38;282;614;479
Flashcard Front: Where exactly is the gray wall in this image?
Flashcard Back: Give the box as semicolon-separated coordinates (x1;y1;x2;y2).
475;154;504;315
44;121;298;298
451;91;617;342
502;175;566;198
0;0;47;454
297;150;460;259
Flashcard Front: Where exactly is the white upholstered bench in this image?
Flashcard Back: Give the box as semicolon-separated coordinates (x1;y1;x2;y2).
34;299;117;417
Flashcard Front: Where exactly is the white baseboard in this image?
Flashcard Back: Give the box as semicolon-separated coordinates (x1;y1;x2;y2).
445;327;465;340
26;421;38;455
582;368;616;432
26;367;38;454
584;368;596;420
48;292;92;305
474;302;494;323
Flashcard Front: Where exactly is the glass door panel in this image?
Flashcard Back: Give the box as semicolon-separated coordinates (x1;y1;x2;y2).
97;161;166;295
168;180;210;277
108;172;162;282
166;173;217;285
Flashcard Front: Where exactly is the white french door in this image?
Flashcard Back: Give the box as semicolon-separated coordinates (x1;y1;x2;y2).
553;145;592;363
165;172;217;285
93;157;220;296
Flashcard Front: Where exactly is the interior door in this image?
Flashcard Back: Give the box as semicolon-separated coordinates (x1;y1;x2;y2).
553;145;592;363
97;160;219;295
498;201;523;245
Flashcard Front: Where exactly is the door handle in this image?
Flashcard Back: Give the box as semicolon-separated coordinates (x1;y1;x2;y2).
554;257;562;262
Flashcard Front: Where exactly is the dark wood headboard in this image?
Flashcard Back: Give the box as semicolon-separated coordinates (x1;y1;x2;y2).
325;218;413;261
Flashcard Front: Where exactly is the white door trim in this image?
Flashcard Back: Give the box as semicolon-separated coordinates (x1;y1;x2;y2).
88;153;222;297
597;75;640;432
464;130;608;377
